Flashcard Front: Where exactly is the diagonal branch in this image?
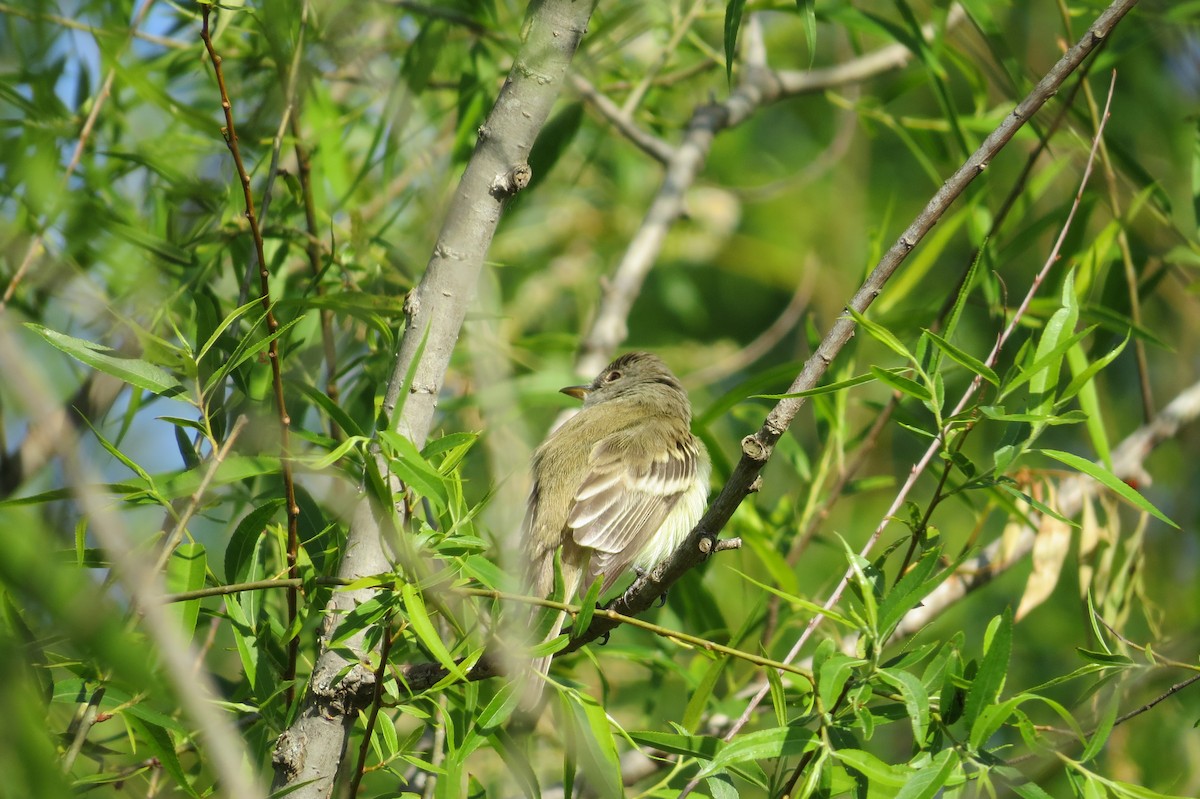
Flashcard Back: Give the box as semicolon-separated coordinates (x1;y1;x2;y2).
568;0;1139;661
574;5;967;379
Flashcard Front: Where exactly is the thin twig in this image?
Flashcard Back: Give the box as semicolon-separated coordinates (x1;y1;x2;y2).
200;5;304;704
622;0;706;115
62;687;106;773
888;375;1200;644
348;618;396;797
685;273;813;388
574;5;967;380
570;73;673;163
1112;673;1200;727
151;416;247;576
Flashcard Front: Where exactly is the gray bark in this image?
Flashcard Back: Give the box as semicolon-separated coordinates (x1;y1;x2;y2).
270;2;598;796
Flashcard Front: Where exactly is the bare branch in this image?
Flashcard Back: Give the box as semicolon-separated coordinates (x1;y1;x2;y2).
575;5;966;379
571;73;674;163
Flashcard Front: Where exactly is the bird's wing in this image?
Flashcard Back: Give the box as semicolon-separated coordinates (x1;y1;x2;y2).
566;425;702;594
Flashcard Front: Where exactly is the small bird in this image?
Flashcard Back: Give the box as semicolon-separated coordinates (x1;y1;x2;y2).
520;351;711;704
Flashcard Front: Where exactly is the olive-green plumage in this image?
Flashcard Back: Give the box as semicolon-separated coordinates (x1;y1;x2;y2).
520;352;710;705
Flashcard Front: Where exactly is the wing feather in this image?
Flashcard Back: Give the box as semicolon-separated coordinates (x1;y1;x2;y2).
566;425;705;593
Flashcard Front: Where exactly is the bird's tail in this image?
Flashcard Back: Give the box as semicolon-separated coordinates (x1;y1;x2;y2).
521;611;567;712
519;549;582;713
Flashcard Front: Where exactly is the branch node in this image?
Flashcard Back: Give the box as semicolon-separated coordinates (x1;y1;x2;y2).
748;475;763;494
490;163;533;198
403;289;420;318
741;433;769;463
713;537;742;553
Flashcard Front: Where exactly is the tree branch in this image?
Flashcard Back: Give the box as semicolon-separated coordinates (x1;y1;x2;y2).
270;2;600;795
887;376;1200;644
574;5;967;379
570;0;1138;668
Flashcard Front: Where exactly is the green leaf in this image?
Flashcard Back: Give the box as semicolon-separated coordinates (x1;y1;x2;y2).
730;569;855;627
723;0;747;84
1060;332;1128;406
108;221;196;267
877;667;931;745
223;594;261;692
835;748;912;787
979;407;1089;425
224;500;284;583
870;366;932;404
26;324;181;395
963;608;1012;731
797;0;816;66
201;314;306;397
1026;270;1080;414
1000;325;1093;400
754;370;878;400
1080;693;1120;763
697;726;816;778
1038;449;1177;528
848;307;918;364
894;749;958;799
923;329;998;385
561;691;623;798
379;431;451;511
877;547;954;638
124;716;202;799
817;652;864;713
195;296;263;364
1064;341;1119;469
627;730;722;760
1012;781;1058;799
706;770;739;799
166;544;207;641
571;575;602;639
401;582;465;681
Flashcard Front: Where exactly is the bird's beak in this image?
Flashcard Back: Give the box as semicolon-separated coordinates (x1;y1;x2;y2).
560;384;590;401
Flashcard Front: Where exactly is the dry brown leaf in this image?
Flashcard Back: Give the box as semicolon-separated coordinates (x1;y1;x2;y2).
1016;484;1074;621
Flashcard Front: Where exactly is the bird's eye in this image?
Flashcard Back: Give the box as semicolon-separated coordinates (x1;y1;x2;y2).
605;369;622;382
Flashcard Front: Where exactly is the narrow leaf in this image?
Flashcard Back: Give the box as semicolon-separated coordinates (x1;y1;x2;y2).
923;329;998;385
723;0;747;84
26;324;181;395
402;582;465;681
1039;449;1177;528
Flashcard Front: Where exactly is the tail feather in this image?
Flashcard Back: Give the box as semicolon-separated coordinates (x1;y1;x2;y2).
519;549;582;713
521;611;566;712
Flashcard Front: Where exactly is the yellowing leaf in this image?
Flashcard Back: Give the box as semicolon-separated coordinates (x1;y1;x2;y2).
1016;485;1072;621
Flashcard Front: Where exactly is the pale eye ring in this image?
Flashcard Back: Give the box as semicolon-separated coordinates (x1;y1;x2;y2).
605;370;622;383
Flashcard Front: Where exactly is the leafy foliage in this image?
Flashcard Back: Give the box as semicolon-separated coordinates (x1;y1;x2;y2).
1;1;1198;798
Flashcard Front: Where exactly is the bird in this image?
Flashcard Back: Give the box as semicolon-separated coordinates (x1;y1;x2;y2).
519;351;711;706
